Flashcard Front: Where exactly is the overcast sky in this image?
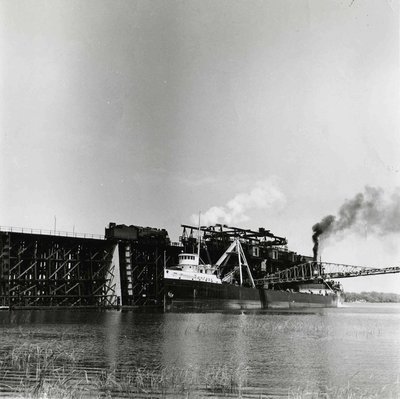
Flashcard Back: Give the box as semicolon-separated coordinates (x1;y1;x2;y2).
1;0;399;292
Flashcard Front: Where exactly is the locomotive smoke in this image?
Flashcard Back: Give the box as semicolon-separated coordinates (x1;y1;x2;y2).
191;179;286;226
312;186;400;260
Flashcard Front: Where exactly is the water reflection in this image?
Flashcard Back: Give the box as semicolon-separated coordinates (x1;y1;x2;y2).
0;304;399;397
103;311;122;367
159;312;251;372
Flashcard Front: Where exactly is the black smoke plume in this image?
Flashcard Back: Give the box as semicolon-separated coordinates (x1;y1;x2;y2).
312;186;400;258
312;215;335;260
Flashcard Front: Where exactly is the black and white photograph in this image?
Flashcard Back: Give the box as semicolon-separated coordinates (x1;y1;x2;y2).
0;0;399;397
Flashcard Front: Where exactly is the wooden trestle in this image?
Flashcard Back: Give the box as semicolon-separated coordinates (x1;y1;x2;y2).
0;231;118;308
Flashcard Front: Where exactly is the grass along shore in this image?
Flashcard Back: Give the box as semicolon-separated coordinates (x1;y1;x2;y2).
0;342;399;398
0;342;248;398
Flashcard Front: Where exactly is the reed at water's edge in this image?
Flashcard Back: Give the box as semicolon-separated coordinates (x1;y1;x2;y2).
0;343;248;398
1;343;399;398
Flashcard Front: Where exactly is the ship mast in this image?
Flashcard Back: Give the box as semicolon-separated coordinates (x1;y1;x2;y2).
197;212;201;262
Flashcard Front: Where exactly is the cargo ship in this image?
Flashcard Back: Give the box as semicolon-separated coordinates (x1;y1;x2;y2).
163;224;342;310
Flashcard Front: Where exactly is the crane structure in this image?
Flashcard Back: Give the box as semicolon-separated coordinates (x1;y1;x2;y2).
181;224;288;247
254;261;400;286
214;238;256;287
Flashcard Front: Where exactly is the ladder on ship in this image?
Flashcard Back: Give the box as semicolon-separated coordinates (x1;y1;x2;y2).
254;262;400;286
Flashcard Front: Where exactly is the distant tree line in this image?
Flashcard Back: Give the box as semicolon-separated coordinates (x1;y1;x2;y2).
343;291;400;303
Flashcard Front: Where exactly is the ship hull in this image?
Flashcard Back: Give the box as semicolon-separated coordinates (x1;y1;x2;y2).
164;278;340;310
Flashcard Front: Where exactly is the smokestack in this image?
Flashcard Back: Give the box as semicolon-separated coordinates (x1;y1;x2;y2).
312;233;319;262
311;215;335;261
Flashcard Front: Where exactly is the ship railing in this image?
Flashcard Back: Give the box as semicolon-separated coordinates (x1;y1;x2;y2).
0;225;105;240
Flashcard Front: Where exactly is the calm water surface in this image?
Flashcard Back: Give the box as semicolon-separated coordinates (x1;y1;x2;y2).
0;304;399;398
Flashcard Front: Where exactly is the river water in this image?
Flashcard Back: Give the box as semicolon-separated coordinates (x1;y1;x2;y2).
0;304;399;398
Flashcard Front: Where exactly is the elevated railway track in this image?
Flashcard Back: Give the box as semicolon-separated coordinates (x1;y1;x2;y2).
255;261;400;286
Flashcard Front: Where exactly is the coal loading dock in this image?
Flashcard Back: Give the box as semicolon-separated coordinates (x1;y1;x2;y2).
1;223;399;309
0;223;309;309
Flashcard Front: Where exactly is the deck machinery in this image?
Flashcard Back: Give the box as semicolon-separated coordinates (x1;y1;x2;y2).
179;223;313;279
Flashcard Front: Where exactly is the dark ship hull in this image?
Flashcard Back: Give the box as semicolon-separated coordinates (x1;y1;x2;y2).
164;278;341;311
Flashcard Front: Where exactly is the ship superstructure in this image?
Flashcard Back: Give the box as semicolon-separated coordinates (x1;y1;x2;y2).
164;253;222;284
